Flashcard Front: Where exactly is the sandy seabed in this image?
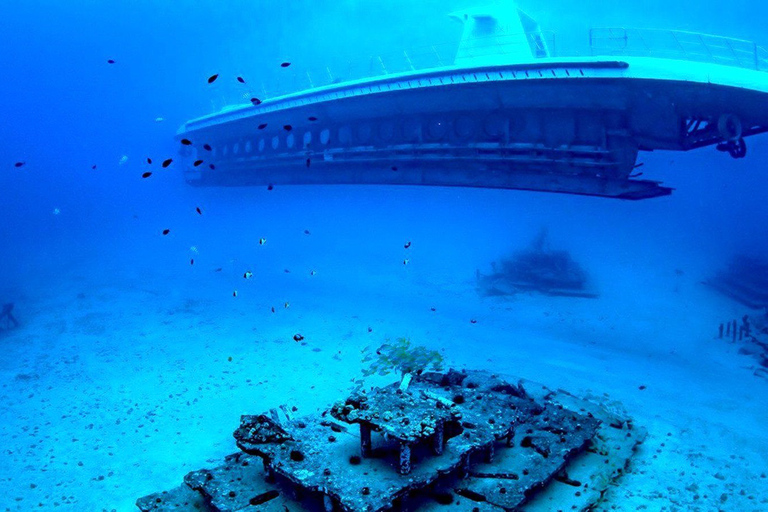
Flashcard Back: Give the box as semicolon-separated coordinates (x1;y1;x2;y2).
1;237;767;512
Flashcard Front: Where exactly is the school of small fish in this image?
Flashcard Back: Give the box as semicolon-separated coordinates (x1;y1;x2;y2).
5;58;430;346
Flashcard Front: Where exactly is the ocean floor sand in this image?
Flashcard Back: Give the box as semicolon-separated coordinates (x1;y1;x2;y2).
1;257;767;512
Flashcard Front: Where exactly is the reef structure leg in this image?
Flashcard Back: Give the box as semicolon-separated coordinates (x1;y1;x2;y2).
399;442;412;475
360;424;372;458
433;422;444;455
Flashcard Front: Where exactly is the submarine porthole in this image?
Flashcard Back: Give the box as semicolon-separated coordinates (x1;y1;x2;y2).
245;140;252;153
378;122;395;142
271;136;279;150
233;142;239;155
286;133;295;149
303;131;312;147
403;118;421;142
339;125;352;145
454;116;474;139
357;123;372;143
258;138;265;152
427;118;448;140
320;128;330;145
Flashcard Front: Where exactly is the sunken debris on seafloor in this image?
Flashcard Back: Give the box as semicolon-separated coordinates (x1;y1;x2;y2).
477;228;596;298
706;254;768;309
136;369;645;511
715;310;768;380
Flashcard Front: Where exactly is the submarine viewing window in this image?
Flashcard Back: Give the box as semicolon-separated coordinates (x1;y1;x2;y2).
428;119;448;140
271;136;279;150
222;144;228;156
258;138;265;152
339;126;352;144
320;128;330;145
286;133;295;149
303;131;312;147
358;124;372;143
245;140;252;153
233;142;240;155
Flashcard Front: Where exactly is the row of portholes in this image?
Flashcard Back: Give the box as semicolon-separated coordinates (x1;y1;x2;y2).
215;116;514;157
218;129;331;157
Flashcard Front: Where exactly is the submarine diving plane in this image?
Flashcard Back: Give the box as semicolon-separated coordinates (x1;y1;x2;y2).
177;3;768;199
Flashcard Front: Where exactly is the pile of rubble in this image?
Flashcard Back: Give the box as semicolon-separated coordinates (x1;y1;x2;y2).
136;370;644;511
477;229;596;298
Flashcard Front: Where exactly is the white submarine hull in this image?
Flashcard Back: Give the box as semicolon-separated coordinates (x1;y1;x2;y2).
177;55;768;200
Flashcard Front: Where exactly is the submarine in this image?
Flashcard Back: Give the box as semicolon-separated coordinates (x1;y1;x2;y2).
177;3;768;200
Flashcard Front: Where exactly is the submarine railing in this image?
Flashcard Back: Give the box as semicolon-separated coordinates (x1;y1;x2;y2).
588;27;767;71
252;28;766;101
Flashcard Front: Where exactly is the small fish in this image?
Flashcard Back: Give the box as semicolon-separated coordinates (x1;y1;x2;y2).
404;241;411;249
146;157;152;164
162;229;170;235
119;155;128;165
284;269;291;273
195;207;202;215
293;334;304;342
107;59;115;64
52;208;60;215
284;301;290;309
190;259;194;265
304;229;310;235
310;270;317;276
243;270;254;279
280;62;291;68
203;144;212;151
250;98;261;105
237;76;245;83
190;246;198;253
162;158;172;168
367;327;372;333
258;123;267;129
193;160;203;167
430;307;436;312
91;164;97;170
391;166;398;171
209;164;216;170
403;258;409;265
155;117;164;123
306;158;311;167
283;125;292;131
215;267;223;272
271;306;275;313
259;238;266;245
470;319;477;324
180;138;192;145
142;171;152;178
14;161;25;168
267;184;274;191
308;116;318;121
639;385;647;390
233;290;238;297
208;74;219;83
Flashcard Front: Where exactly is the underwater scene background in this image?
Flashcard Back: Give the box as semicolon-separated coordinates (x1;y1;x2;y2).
1;1;768;511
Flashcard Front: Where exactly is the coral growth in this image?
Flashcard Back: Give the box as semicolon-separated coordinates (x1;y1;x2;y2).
361;338;444;378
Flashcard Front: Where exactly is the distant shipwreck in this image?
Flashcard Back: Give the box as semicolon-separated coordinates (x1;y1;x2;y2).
477;229;596;298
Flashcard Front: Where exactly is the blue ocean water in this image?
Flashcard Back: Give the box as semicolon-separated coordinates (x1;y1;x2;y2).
1;1;768;511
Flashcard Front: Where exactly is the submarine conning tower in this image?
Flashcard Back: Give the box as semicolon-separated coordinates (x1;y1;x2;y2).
177;2;768;199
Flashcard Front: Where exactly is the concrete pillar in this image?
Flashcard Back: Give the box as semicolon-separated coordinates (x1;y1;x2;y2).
399;442;412;475
433;423;444;455
360;424;372;458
